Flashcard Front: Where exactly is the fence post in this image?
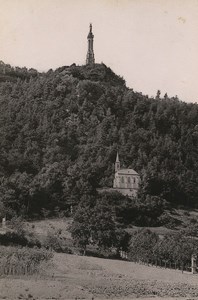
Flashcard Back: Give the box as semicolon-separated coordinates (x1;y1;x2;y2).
191;254;197;274
181;263;184;273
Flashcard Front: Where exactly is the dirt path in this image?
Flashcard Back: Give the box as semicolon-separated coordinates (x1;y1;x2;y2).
1;253;198;299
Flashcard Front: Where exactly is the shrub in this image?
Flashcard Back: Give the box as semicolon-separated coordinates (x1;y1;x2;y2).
128;229;159;262
0;231;40;247
43;230;73;253
183;211;190;216
0;246;53;275
190;217;197;224
0;228;41;248
0;217;41;248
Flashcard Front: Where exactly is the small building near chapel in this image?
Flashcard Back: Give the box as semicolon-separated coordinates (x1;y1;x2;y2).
113;152;140;198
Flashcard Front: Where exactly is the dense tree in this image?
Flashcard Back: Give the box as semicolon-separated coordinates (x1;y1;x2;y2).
128;229;159;262
70;206;91;254
70;197;119;254
128;228;198;267
0;62;198;218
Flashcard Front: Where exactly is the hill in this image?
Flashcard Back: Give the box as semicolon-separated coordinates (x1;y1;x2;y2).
1;251;198;299
0;61;198;220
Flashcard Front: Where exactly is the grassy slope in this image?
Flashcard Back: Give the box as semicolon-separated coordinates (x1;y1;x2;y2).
27;207;198;235
1;209;198;299
27;218;72;239
1;253;198;299
128;208;198;236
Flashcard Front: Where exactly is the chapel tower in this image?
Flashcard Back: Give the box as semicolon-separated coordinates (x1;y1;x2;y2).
86;23;95;65
115;152;120;172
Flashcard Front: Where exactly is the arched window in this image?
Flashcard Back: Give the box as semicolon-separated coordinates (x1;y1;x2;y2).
128;177;131;183
133;178;136;184
121;176;124;183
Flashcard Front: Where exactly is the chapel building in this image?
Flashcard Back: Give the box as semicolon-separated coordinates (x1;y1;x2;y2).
113;153;140;198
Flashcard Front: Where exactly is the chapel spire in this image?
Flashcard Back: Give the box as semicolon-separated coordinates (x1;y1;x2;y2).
115;152;120;172
86;23;95;65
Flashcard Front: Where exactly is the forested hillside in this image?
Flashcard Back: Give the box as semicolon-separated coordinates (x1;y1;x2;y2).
0;61;198;219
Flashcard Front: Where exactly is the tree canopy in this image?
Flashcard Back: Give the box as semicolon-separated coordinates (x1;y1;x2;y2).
0;62;198;218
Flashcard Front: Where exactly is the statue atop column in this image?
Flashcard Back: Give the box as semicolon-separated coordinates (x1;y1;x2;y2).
86;23;95;65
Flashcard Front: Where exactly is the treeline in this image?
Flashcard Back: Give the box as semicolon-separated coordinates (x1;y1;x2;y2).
128;228;198;271
70;192;168;255
0;62;198;219
71;193;198;265
0;61;39;82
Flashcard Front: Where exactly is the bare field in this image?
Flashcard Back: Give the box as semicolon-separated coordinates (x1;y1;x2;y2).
1;253;198;299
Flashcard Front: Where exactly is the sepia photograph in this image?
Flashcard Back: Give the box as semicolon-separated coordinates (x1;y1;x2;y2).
0;0;198;299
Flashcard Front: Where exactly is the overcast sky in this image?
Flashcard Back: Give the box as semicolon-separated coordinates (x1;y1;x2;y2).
0;0;198;103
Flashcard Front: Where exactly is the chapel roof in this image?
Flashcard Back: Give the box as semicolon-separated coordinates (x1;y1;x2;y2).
116;168;139;176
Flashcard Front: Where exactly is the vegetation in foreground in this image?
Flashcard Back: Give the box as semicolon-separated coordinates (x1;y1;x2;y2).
1;252;198;299
0;246;53;276
1;211;198;275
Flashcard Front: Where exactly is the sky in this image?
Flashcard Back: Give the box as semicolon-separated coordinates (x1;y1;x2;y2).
0;0;198;103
